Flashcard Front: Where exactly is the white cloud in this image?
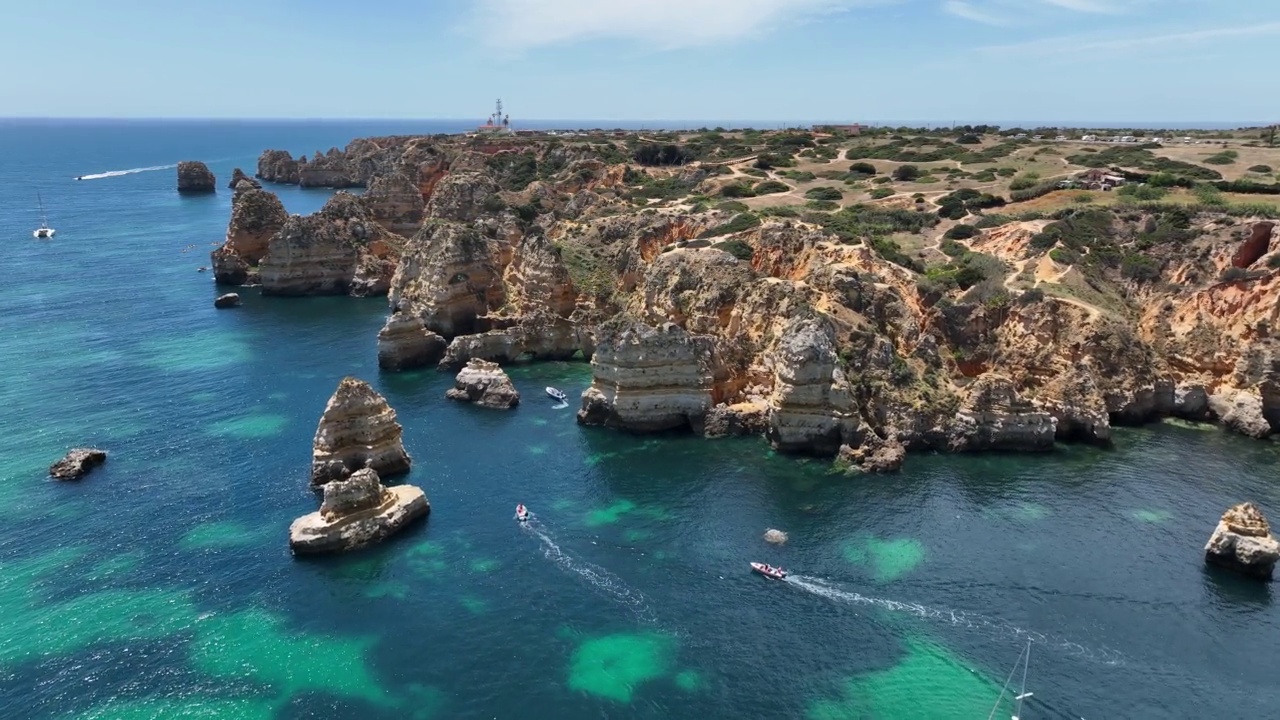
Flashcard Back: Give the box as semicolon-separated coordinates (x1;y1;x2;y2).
1042;0;1121;12
467;0;886;51
980;21;1280;56
942;1;1009;25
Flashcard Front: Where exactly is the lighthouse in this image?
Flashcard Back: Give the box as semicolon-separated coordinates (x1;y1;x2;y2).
478;99;513;134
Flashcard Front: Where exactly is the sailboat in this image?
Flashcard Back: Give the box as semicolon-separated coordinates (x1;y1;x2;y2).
33;192;55;239
987;640;1034;720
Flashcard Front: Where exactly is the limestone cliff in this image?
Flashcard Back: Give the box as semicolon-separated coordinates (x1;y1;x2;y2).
377;312;447;371
256;150;301;184
578;321;720;433
259;192;403;297
311;377;412;486
763;315;858;455
364;172;425;237
948;373;1056;452
211;187;289;286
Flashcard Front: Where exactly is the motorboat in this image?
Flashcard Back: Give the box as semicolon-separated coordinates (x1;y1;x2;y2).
546;387;567;402
750;562;787;580
515;504;530;522
33;191;55;239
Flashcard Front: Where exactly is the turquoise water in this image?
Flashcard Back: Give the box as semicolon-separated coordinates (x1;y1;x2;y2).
3;120;1280;719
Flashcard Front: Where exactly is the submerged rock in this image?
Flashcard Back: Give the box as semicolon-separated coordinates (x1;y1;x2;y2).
764;528;788;544
177;161;216;193
311;377;412;486
1204;502;1280;580
377;312;447;371
214;293;241;309
289;468;429;554
445;359;520;409
49;448;107;480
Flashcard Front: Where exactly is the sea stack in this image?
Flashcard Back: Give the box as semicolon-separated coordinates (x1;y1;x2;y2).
377;312;447;371
445;359;521;409
49;448;107;480
311;377;412;486
288;468;429;554
214;293;241;309
211;186;288;286
227;167;261;191
1204;502;1280;580
177;161;216;193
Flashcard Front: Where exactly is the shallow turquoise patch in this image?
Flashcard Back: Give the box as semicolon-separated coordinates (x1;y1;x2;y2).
207;412;288;439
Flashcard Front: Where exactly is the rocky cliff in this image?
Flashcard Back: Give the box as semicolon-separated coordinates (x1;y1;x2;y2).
311;377;412;486
259;192;403;297
578;321;720;433
227;168;261;191
257;150;301;184
177;161;215;193
211;187;289;286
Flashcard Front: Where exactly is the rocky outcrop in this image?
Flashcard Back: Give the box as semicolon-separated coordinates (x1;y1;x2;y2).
177;161;215;193
764;316;857;455
1209;389;1272;438
289;468;429;555
257;150;301;184
259;192;402;297
1232;222;1275;269
364;172;425;237
445;359;521;409
311;377;411;486
377;312;447;371
389;220;505;336
424;172;501;223
1204;502;1280;580
836;436;907;474
949;373;1057;452
301;149;359;188
214;293;241;309
49;448;107;480
764;528;788;544
227;168;261;191
211;187;289;286
578;321;720;433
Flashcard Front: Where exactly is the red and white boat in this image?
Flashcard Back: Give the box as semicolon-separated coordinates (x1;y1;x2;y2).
515;504;530;522
750;562;787;580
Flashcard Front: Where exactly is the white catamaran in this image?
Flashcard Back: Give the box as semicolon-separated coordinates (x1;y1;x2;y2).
33;192;55;239
988;641;1034;720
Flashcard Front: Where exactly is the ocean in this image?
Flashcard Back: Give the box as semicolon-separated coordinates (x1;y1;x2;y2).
1;119;1278;719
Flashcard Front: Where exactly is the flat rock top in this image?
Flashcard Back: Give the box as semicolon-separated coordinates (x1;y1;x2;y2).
1222;502;1271;537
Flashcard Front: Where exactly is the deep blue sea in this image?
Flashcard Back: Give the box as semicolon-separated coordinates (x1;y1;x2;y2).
1;119;1279;719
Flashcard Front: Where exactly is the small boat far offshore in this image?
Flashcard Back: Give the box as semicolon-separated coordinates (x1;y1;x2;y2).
750;562;787;580
515;504;530;522
33;191;55;239
546;387;567;402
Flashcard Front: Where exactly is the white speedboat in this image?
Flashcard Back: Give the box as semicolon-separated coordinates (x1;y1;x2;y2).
515;504;530;522
750;562;787;580
33;191;55;239
546;387;567;402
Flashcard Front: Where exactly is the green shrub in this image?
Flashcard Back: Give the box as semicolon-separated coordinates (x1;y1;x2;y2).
940;238;968;257
869;236;924;272
781;170;817;182
869;187;894;199
759;205;800;218
754;180;791;195
633;143;694;166
848;162;878;176
713;239;754;261
1248;165;1274;173
892;165;921;181
944;224;979;240
805;186;844;201
1073;193;1094;204
1193;183;1227;207
1121;253;1161;282
1268;254;1280;269
720;183;756;198
872;176;892;185
1009;177;1039;191
1066;147;1222;180
717;200;750;212
996;168;1017;178
699;213;761;238
1117;184;1168;201
956;133;982;145
754;152;795;170
1019;287;1045;304
1203;150;1239;165
806;199;840;211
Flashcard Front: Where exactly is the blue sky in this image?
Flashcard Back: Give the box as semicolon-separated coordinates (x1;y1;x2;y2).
2;0;1275;123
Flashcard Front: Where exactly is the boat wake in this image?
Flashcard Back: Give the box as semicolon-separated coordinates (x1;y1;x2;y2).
552;401;569;410
521;517;657;623
76;164;177;180
785;575;1125;666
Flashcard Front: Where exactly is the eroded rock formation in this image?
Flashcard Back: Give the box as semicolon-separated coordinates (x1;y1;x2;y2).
257;150;301;184
289;468;429;554
311;377;411;486
228;168;261;191
377;312;447;371
212;187;288;286
445;359;521;409
1204;502;1280;580
578;321;720;433
949;373;1057;452
259;192;402;297
177;161;215;193
214;293;241;309
49;448;107;480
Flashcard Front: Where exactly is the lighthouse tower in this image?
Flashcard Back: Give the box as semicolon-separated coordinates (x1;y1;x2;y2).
478;98;513;134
